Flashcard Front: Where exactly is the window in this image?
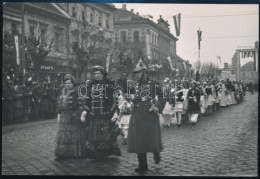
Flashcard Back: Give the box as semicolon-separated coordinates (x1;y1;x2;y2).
120;31;127;43
106;19;109;29
11;23;18;35
90;13;94;23
72;7;76;17
40;28;47;44
29;26;35;36
106;14;110;29
133;30;139;43
98;16;102;26
82;11;86;21
55;29;64;52
152;33;154;44
55;32;60;51
155;34;157;46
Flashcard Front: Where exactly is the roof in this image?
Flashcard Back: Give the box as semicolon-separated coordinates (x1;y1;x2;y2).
114;9;178;41
240;61;255;71
26;3;70;19
4;2;71;20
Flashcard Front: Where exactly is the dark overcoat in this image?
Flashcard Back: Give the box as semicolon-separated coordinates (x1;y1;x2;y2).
127;79;166;153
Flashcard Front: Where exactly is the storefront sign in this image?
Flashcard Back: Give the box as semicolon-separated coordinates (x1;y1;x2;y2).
40;65;54;70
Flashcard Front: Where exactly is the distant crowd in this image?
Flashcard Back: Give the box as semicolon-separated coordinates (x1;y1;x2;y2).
1;75;258;126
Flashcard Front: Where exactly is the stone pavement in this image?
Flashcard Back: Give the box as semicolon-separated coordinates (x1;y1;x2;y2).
2;93;258;176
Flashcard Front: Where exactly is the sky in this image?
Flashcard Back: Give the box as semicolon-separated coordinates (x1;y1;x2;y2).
114;3;259;68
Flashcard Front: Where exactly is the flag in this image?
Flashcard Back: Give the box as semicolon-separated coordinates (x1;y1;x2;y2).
197;29;202;49
183;61;187;71
14;35;20;65
167;56;174;72
249;51;254;57
106;51;112;73
37;20;41;44
173;13;181;36
217;56;221;63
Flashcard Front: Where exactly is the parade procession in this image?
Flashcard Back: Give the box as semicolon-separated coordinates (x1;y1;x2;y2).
2;2;258;176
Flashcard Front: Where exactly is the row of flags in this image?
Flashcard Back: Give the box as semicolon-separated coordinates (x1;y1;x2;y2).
241;51;255;58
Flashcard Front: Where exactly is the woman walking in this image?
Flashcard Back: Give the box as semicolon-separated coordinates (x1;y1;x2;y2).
55;74;85;159
187;81;200;124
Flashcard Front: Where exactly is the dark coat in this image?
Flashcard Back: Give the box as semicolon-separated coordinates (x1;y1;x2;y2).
127;79;166;153
187;88;200;113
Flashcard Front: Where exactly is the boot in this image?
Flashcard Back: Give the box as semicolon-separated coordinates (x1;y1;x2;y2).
153;153;161;164
135;153;148;173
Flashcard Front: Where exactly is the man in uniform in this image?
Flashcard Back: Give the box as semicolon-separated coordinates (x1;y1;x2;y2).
127;59;166;173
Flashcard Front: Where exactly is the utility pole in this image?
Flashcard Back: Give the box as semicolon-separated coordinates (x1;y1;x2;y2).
198;28;201;73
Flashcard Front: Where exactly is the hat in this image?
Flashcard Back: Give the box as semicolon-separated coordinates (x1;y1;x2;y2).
164;77;170;83
132;59;147;72
191;81;197;86
64;74;77;86
92;65;105;74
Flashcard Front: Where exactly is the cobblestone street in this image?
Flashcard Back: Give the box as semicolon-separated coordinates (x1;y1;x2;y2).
2;93;258;176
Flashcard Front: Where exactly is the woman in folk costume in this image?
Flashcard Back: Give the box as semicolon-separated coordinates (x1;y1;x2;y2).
219;80;228;107
200;81;209;116
213;80;220;111
182;80;190;120
162;77;175;128
225;80;232;106
83;66;121;159
127;59;165;173
174;83;184;126
238;83;245;101
55;74;85;159
211;80;217;112
187;81;200;124
117;91;134;145
230;81;237;105
234;82;241;103
205;81;213;115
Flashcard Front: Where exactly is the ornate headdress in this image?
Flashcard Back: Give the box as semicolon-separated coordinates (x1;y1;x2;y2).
132;59;147;72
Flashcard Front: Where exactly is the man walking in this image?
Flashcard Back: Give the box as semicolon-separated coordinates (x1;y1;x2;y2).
127;59;166;173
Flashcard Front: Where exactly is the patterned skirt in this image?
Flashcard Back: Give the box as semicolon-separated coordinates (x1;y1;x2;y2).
55;113;82;158
84;114;121;159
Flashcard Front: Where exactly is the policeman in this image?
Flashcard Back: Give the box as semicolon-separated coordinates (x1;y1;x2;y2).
127;59;166;173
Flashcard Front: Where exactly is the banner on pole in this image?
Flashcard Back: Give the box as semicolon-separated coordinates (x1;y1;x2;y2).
167;56;174;72
106;51;111;73
173;13;181;36
14;35;20;65
217;56;221;63
197;30;202;49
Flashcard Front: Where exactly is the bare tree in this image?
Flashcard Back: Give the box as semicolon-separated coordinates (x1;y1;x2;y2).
200;62;218;81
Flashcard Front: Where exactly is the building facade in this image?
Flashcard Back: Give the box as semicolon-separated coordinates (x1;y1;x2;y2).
3;2;71;83
56;3;116;81
113;4;191;81
229;42;259;83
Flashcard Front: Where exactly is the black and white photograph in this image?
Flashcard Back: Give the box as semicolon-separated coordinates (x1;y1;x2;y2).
1;1;259;176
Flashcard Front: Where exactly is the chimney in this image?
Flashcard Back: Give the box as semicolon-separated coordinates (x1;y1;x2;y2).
224;63;228;69
122;4;126;10
136;12;139;16
131;9;134;13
